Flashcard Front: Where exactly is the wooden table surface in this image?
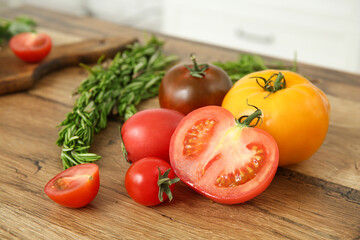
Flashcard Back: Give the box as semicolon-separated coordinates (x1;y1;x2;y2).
1;6;359;240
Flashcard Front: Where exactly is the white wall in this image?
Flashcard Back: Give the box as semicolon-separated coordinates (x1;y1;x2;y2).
3;0;360;74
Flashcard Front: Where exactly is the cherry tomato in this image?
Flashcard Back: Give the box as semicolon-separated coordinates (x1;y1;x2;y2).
44;163;100;208
159;54;232;115
222;70;330;166
125;157;179;206
121;108;184;163
9;32;52;63
170;106;279;204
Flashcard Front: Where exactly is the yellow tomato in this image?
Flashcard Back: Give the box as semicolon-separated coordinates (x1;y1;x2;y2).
222;70;330;166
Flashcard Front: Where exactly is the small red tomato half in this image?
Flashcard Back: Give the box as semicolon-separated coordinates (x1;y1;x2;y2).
170;106;279;204
125;157;179;206
121;108;184;163
9;32;52;63
44;163;100;208
159;54;232;115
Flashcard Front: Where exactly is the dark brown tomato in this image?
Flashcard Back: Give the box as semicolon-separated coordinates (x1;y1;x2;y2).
159;56;232;115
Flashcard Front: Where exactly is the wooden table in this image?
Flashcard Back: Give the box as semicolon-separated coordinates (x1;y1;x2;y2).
1;6;359;239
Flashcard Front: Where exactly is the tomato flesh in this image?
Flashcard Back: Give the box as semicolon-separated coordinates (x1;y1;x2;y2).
10;32;52;63
170;106;279;204
183;118;217;158
213;142;266;187
44;163;99;208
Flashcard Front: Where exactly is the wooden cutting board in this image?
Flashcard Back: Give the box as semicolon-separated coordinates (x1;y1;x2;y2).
0;36;136;95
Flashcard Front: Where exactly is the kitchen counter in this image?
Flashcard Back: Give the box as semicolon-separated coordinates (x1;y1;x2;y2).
0;5;359;239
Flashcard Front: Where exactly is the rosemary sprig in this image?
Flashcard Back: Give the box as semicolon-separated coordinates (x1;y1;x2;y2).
213;54;297;84
0;16;36;44
56;36;177;169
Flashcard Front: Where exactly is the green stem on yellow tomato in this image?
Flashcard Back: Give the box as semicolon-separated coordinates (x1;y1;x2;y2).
251;72;286;97
236;103;263;128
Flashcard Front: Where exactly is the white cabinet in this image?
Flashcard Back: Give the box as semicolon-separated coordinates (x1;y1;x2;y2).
162;0;360;73
6;0;360;73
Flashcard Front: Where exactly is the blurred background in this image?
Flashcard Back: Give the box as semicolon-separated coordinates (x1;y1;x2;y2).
1;0;360;74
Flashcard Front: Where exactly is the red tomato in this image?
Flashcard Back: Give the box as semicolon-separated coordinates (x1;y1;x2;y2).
9;32;52;63
159;55;232;115
170;106;279;204
125;157;179;206
121;108;184;163
44;163;100;208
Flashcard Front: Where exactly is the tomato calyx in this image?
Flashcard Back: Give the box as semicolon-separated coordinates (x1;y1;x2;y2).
251;72;286;97
236;104;263;128
157;167;180;202
184;54;209;78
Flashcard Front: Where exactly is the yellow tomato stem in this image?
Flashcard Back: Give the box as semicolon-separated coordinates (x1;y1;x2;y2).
273;72;286;92
252;72;286;97
237;108;263;128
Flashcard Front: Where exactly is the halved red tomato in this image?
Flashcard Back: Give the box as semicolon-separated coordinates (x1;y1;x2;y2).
44;163;100;208
170;106;279;204
9;32;52;63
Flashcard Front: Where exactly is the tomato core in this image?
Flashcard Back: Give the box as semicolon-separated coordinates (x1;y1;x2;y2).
53;175;93;190
27;34;46;48
215;144;266;187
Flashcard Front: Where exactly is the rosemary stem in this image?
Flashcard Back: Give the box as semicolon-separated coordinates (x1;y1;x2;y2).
56;36;177;169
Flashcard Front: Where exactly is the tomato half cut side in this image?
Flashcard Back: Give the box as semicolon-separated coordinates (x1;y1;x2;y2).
170;106;279;204
9;32;52;63
44;163;100;208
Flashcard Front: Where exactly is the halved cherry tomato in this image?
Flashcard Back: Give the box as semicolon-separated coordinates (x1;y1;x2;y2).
170;106;279;204
121;108;184;163
9;32;52;63
125;157;179;206
44;163;100;208
159;54;232;115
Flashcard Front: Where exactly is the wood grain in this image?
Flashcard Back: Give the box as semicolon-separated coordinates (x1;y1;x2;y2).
0;5;359;240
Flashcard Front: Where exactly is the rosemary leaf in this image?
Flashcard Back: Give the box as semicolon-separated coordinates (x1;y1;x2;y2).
213;54;297;84
0;16;36;44
56;36;177;169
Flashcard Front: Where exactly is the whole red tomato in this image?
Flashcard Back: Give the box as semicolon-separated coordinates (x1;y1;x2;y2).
121;108;184;163
170;106;279;204
159;54;232;115
125;157;179;206
9;32;52;63
44;163;100;208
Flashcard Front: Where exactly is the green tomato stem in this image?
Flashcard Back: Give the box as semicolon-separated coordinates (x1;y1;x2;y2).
157;167;180;202
236;103;263;128
251;72;286;97
184;54;209;78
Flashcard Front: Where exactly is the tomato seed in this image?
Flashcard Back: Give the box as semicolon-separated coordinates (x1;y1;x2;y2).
214;146;266;188
183;118;217;158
